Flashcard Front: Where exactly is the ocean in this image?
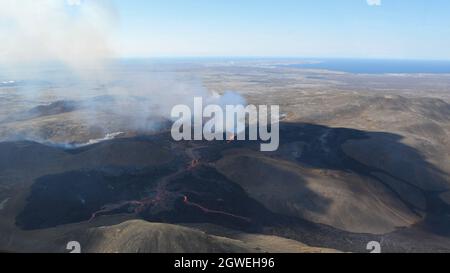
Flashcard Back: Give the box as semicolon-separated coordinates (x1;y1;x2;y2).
285;59;450;74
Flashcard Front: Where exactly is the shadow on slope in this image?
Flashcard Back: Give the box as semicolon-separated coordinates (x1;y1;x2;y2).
10;121;450;251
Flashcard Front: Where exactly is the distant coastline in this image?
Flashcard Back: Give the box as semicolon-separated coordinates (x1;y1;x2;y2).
282;59;450;74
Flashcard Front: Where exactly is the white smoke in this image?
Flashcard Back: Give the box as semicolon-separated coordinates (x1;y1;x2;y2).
0;0;116;69
0;0;248;146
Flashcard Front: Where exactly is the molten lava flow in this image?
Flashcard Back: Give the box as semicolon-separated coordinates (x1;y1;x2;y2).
187;159;200;170
89;159;190;222
183;195;251;223
89;182;172;221
227;133;235;143
89;144;250;223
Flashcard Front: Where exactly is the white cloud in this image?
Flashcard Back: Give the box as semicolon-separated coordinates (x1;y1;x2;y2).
367;0;381;6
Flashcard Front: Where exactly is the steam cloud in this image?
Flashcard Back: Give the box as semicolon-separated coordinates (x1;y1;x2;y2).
0;0;116;70
0;0;248;146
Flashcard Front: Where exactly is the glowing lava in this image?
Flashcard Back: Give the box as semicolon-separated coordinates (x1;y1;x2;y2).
89;144;251;224
187;159;200;170
227;133;235;143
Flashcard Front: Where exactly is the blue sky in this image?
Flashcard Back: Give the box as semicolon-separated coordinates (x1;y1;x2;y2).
1;0;449;62
109;0;450;60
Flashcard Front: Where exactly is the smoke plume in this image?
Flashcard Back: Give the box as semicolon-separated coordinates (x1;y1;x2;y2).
0;0;116;70
0;0;248;146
